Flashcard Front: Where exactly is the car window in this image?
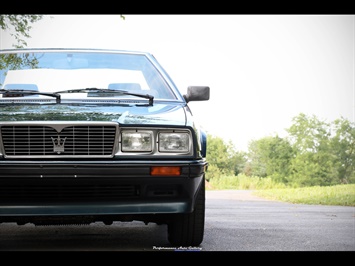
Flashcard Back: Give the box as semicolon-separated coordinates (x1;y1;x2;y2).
0;51;177;100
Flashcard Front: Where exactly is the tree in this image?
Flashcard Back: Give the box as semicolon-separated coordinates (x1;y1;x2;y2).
286;113;354;186
287;113;330;153
229;150;248;176
206;135;232;174
206;134;245;179
286;113;333;186
329;117;355;183
246;135;293;182
0;15;44;86
245;113;354;187
0;15;126;86
0;15;44;48
0;15;126;49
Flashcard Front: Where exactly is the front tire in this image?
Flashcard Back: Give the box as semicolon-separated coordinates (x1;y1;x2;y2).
167;177;205;246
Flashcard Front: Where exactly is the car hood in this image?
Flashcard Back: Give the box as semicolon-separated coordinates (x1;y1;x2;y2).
0;102;190;127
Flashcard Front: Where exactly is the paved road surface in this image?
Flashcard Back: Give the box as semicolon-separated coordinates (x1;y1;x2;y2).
0;190;354;251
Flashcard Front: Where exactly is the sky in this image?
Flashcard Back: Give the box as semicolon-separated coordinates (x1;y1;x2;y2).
1;14;354;151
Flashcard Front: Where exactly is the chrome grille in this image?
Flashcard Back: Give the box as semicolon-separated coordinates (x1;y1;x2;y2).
0;124;117;157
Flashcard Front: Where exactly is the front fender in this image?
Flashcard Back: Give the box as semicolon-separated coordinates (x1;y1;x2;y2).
200;128;207;158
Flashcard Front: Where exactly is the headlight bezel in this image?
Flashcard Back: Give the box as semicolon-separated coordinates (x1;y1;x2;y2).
158;132;191;153
117;127;194;156
121;130;153;152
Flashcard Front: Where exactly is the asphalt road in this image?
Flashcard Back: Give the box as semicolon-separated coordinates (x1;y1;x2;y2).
0;190;354;252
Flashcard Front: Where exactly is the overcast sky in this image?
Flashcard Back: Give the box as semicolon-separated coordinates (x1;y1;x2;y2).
1;14;354;151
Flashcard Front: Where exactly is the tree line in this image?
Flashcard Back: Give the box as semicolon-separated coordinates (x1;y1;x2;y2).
206;113;355;187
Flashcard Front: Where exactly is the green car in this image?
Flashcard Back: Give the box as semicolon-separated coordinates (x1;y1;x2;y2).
0;48;210;246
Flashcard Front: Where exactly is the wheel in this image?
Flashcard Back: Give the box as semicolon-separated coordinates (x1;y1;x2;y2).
167;176;205;246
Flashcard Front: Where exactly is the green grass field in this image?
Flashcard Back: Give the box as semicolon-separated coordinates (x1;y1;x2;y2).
252;184;355;206
206;174;355;206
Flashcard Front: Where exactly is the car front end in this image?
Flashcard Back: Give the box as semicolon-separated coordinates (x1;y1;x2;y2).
0;48;209;246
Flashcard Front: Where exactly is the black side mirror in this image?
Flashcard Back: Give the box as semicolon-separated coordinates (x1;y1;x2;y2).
183;86;210;103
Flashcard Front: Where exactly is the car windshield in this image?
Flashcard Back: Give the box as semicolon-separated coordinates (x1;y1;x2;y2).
0;49;178;102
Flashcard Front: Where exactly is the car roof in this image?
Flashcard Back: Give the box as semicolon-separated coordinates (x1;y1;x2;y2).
0;48;153;56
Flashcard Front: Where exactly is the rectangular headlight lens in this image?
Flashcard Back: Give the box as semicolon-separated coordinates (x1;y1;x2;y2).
159;132;190;152
121;131;153;152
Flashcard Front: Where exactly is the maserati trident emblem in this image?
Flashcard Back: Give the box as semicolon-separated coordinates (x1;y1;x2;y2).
51;135;67;154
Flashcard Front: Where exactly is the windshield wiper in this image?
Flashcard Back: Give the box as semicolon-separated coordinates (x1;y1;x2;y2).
55;88;154;106
0;88;155;106
0;89;61;103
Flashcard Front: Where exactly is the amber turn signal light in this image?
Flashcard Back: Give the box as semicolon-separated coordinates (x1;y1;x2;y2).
150;166;181;176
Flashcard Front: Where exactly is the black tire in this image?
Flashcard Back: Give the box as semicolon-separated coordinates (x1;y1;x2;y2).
167;176;205;246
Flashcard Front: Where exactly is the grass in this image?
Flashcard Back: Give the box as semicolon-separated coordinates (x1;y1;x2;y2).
206;174;355;206
253;184;355;206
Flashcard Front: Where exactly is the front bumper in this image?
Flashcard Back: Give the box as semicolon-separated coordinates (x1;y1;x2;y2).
0;159;207;217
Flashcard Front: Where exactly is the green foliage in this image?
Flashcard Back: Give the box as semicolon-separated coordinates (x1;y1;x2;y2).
247;135;293;181
205;164;223;181
205;113;354;189
0;53;39;72
0;15;125;49
330;117;355;183
206;134;247;178
286;114;355;186
0;15;44;87
246;139;267;177
287;113;329;153
207;174;287;190
207;175;355;207
0;15;43;48
253;184;355;206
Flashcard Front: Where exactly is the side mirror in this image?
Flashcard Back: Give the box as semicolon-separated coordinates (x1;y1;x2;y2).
183;86;210;103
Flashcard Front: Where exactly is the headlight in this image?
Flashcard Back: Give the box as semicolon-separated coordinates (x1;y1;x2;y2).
121;131;153;152
159;132;190;153
118;128;193;155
